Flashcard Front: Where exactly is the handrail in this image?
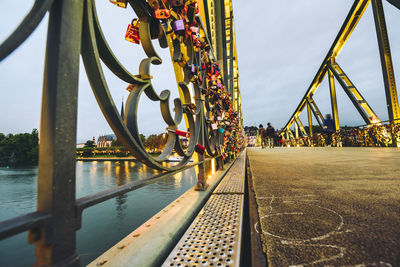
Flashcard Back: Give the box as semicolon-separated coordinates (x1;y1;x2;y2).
0;158;214;240
0;212;51;241
74;159;213;229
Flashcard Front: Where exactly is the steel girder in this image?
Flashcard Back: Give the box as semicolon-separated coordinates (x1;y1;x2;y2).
282;0;400;137
372;0;400;122
327;61;380;124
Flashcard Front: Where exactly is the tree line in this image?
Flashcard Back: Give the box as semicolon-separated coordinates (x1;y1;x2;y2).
0;130;169;165
0;129;39;167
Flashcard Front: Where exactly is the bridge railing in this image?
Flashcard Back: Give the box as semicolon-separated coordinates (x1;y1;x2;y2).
0;0;244;266
282;119;400;148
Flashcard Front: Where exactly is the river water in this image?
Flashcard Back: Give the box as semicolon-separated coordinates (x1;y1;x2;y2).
0;160;197;266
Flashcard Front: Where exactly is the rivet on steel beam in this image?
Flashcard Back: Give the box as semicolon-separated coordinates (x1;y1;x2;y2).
117;245;125;249
145;224;151;227
133;233;140;237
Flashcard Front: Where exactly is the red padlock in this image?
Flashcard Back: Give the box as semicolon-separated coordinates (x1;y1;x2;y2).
175;129;190;138
195;144;206;154
125;19;140;44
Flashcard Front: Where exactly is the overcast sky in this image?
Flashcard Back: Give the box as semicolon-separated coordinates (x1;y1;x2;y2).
1;1;399;143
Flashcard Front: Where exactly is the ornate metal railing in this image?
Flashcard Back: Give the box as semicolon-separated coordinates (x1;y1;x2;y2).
0;0;244;265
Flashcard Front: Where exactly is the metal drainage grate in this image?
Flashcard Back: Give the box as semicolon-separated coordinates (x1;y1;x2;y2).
213;157;245;194
162;194;243;267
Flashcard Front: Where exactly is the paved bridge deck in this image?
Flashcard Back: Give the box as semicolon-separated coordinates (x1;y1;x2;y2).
247;147;400;266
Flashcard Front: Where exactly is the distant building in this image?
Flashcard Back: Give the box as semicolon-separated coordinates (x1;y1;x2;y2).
76;143;85;148
96;102;123;148
244;126;258;147
97;134;116;148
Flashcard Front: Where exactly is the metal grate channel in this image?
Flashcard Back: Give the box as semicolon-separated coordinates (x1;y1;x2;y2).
213;154;245;194
162;151;246;267
162;194;243;267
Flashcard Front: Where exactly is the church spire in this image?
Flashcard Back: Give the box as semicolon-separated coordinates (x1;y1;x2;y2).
120;97;124;119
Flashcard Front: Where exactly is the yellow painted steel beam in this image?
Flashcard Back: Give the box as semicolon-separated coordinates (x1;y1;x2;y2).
282;0;370;134
372;0;400;123
328;60;340;131
307;102;313;137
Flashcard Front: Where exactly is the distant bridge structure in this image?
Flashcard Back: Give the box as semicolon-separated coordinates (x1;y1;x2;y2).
281;0;400;147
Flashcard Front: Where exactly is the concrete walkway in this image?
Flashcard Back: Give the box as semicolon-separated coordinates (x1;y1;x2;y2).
247;147;400;267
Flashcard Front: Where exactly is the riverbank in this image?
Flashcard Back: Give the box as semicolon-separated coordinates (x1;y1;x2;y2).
77;157;137;162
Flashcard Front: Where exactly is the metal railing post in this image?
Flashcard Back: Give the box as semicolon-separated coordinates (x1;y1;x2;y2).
33;0;83;265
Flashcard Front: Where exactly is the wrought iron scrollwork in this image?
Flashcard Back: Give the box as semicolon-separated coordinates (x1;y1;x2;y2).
0;0;242;171
0;0;54;61
80;0;237;170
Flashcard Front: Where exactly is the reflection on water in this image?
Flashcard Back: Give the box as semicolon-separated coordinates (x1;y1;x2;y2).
0;160;196;266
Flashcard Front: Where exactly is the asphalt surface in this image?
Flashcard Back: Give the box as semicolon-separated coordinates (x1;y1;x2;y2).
247;147;400;267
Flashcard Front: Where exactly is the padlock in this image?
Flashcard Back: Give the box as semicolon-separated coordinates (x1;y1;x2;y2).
184;103;197;114
195;144;206;154
155;9;171;19
189;26;199;33
190;64;196;73
109;0;127;8
173;19;185;32
211;123;218;131
125;19;140;44
210;66;215;74
175;129;190;138
181;5;189;19
218;128;225;134
221;153;226;160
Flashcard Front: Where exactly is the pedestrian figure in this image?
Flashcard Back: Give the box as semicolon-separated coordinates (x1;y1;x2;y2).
266;123;275;148
258;124;267;148
323;114;334;146
277;131;284;147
